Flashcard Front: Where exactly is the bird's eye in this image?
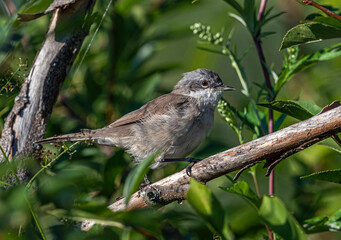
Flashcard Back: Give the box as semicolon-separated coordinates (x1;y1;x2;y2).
201;80;209;88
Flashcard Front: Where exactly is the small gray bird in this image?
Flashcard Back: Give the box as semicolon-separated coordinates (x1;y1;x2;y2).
36;68;234;171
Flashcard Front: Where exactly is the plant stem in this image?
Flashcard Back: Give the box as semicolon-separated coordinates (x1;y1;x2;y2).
26;141;80;189
302;0;341;21
25;194;46;240
257;0;267;21
255;1;274;239
222;45;267;135
252;172;261;198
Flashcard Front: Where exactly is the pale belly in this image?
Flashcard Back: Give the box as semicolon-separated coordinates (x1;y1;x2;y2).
126;105;215;168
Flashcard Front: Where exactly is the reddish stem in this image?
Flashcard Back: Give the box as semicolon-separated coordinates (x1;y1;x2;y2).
302;0;341;21
257;0;267;21
255;1;274;239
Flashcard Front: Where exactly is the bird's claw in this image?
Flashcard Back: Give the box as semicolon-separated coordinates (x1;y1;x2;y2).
186;161;196;176
185;159;201;177
139;175;152;190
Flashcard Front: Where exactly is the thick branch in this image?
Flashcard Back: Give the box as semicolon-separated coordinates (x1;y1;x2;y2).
0;0;95;169
81;105;341;230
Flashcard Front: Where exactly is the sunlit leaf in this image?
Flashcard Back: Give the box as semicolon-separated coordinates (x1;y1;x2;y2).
303;209;341;233
280;22;341;50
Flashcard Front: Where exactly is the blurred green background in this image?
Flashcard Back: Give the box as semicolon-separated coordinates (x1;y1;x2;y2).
0;0;341;239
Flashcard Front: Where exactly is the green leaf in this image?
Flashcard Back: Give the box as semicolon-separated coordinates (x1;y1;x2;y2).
259;100;322;120
300;169;341;184
274;113;287;131
259;196;308;240
243;0;255;32
256;10;285;35
280;22;341;50
187;179;234;240
308;16;341;29
303;209;341;233
318;138;341;154
222;0;243;15
220;180;261;210
123;153;156;205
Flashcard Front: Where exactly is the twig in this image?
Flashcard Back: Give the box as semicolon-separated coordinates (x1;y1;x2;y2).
302;0;341;21
26;141;81;189
264;138;320;176
233;160;262;181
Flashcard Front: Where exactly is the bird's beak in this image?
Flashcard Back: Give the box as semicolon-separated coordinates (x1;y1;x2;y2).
218;85;235;92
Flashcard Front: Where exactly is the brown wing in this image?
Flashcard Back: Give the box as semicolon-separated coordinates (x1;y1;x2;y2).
106;93;191;128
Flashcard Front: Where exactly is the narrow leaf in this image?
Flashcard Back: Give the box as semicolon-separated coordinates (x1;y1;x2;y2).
223;0;243;15
300;169;341;184
123;153;156;205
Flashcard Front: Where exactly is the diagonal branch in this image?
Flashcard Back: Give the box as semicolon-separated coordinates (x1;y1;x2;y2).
82;105;341;231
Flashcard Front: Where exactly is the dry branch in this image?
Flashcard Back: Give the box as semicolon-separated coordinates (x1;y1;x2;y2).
0;0;96;182
82;105;341;231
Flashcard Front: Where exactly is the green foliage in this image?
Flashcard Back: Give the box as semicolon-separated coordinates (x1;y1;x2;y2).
259;100;322;120
259;196;308;240
123;152;156;205
275;43;341;93
303;209;341;233
280;16;341;50
187;179;234;240
301;169;341;184
220;180;261;210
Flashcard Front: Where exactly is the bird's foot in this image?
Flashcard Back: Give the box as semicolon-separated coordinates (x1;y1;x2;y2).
163;158;201;176
139;175;152;190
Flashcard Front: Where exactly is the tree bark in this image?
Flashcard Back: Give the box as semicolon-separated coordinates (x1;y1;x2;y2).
81;105;341;231
0;0;96;182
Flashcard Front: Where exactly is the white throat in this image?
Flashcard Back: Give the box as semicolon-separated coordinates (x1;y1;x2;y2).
185;88;222;110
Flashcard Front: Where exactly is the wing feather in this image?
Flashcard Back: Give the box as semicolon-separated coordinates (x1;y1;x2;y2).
106;93;191;128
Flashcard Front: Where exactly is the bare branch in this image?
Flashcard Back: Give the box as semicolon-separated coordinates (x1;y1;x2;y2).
82;105;341;231
0;0;95;166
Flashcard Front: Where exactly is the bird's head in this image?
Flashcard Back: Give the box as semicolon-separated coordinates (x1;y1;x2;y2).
172;68;235;107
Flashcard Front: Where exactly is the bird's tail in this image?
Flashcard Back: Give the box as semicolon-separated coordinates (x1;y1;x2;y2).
35;129;98;145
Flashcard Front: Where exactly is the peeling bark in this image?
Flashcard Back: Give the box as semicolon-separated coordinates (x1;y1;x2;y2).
0;0;96;182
